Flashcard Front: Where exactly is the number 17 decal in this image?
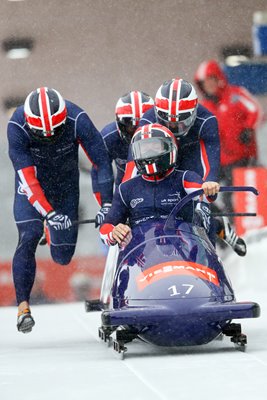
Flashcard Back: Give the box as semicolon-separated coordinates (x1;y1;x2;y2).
168;284;194;297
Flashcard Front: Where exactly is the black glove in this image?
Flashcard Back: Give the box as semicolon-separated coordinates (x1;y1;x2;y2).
239;128;254;145
95;203;112;228
46;211;72;231
193;202;211;232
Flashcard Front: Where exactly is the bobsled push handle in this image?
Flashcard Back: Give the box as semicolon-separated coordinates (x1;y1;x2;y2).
219;186;259;195
164;185;259;228
73;218;96;225
174;185;258;215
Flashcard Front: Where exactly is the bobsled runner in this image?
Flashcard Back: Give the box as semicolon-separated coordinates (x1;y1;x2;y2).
85;186;260;358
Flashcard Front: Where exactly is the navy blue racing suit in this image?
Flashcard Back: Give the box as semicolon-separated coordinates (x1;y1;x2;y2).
91;121;129;204
8;100;114;305
100;168;214;246
121;104;220;243
123;104;220;182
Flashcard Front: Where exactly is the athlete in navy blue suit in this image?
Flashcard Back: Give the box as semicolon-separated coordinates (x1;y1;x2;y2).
100;124;220;249
7;87;114;333
122;78;246;258
123;79;219;182
91;91;154;205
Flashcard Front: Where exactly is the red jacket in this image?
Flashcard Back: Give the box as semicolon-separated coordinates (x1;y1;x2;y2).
195;60;262;166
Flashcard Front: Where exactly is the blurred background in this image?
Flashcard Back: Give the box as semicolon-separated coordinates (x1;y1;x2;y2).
0;0;267;305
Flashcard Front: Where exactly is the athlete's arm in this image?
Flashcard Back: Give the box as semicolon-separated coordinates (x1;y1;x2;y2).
8;121;53;216
76;112;114;204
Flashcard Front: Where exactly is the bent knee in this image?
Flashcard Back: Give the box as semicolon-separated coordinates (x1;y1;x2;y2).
53;257;72;266
51;246;75;266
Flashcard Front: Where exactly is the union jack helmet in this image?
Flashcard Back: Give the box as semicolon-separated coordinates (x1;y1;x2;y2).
24;87;67;141
131;123;178;176
115;91;154;144
155;78;198;137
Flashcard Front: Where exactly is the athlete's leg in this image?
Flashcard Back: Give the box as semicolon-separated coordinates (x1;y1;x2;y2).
48;185;80;265
13;183;43;332
13;181;44;305
214;216;246;256
13;220;44;304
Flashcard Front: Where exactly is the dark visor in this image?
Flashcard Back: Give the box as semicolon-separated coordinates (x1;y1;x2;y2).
132;137;172;160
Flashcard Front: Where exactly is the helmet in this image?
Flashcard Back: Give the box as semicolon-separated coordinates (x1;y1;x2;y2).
194;60;228;100
115;91;154;144
155;78;198;137
131;123;178;176
24;87;67;141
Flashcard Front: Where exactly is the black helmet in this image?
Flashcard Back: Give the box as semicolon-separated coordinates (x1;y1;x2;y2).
24;87;67;142
115;91;154;144
131;123;178;176
155;78;198;137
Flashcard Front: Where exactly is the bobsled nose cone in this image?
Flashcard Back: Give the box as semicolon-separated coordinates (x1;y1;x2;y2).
102;301;260;328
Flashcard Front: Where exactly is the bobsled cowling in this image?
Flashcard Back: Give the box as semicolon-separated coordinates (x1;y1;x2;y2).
99;186;260;348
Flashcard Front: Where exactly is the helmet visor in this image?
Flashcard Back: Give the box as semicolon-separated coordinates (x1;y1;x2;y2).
29;125;65;143
117;117;139;143
132;137;173;160
157;110;197;137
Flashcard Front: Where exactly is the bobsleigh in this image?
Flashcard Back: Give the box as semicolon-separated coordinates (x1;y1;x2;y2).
85;186;260;358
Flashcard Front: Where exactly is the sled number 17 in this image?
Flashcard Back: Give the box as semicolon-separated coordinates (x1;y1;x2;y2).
168;284;194;297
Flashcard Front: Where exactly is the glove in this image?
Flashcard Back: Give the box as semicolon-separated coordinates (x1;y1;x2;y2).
95;203;112;228
193;202;211;232
46;211;72;231
239;128;254;145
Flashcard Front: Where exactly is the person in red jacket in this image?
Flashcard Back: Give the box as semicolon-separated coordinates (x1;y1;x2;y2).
194;59;262;212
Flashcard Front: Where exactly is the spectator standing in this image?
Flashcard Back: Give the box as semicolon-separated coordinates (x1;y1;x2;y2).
194;59;262;212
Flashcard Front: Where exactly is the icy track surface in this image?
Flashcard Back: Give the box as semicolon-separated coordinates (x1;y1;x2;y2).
1;232;267;400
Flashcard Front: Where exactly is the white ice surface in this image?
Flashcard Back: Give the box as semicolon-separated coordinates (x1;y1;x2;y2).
1;233;267;400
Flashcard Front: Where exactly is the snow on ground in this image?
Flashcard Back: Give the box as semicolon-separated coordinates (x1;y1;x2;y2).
1;231;267;400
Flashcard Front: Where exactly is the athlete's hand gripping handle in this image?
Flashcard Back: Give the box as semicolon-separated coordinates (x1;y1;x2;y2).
46;211;72;231
95;203;112;228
